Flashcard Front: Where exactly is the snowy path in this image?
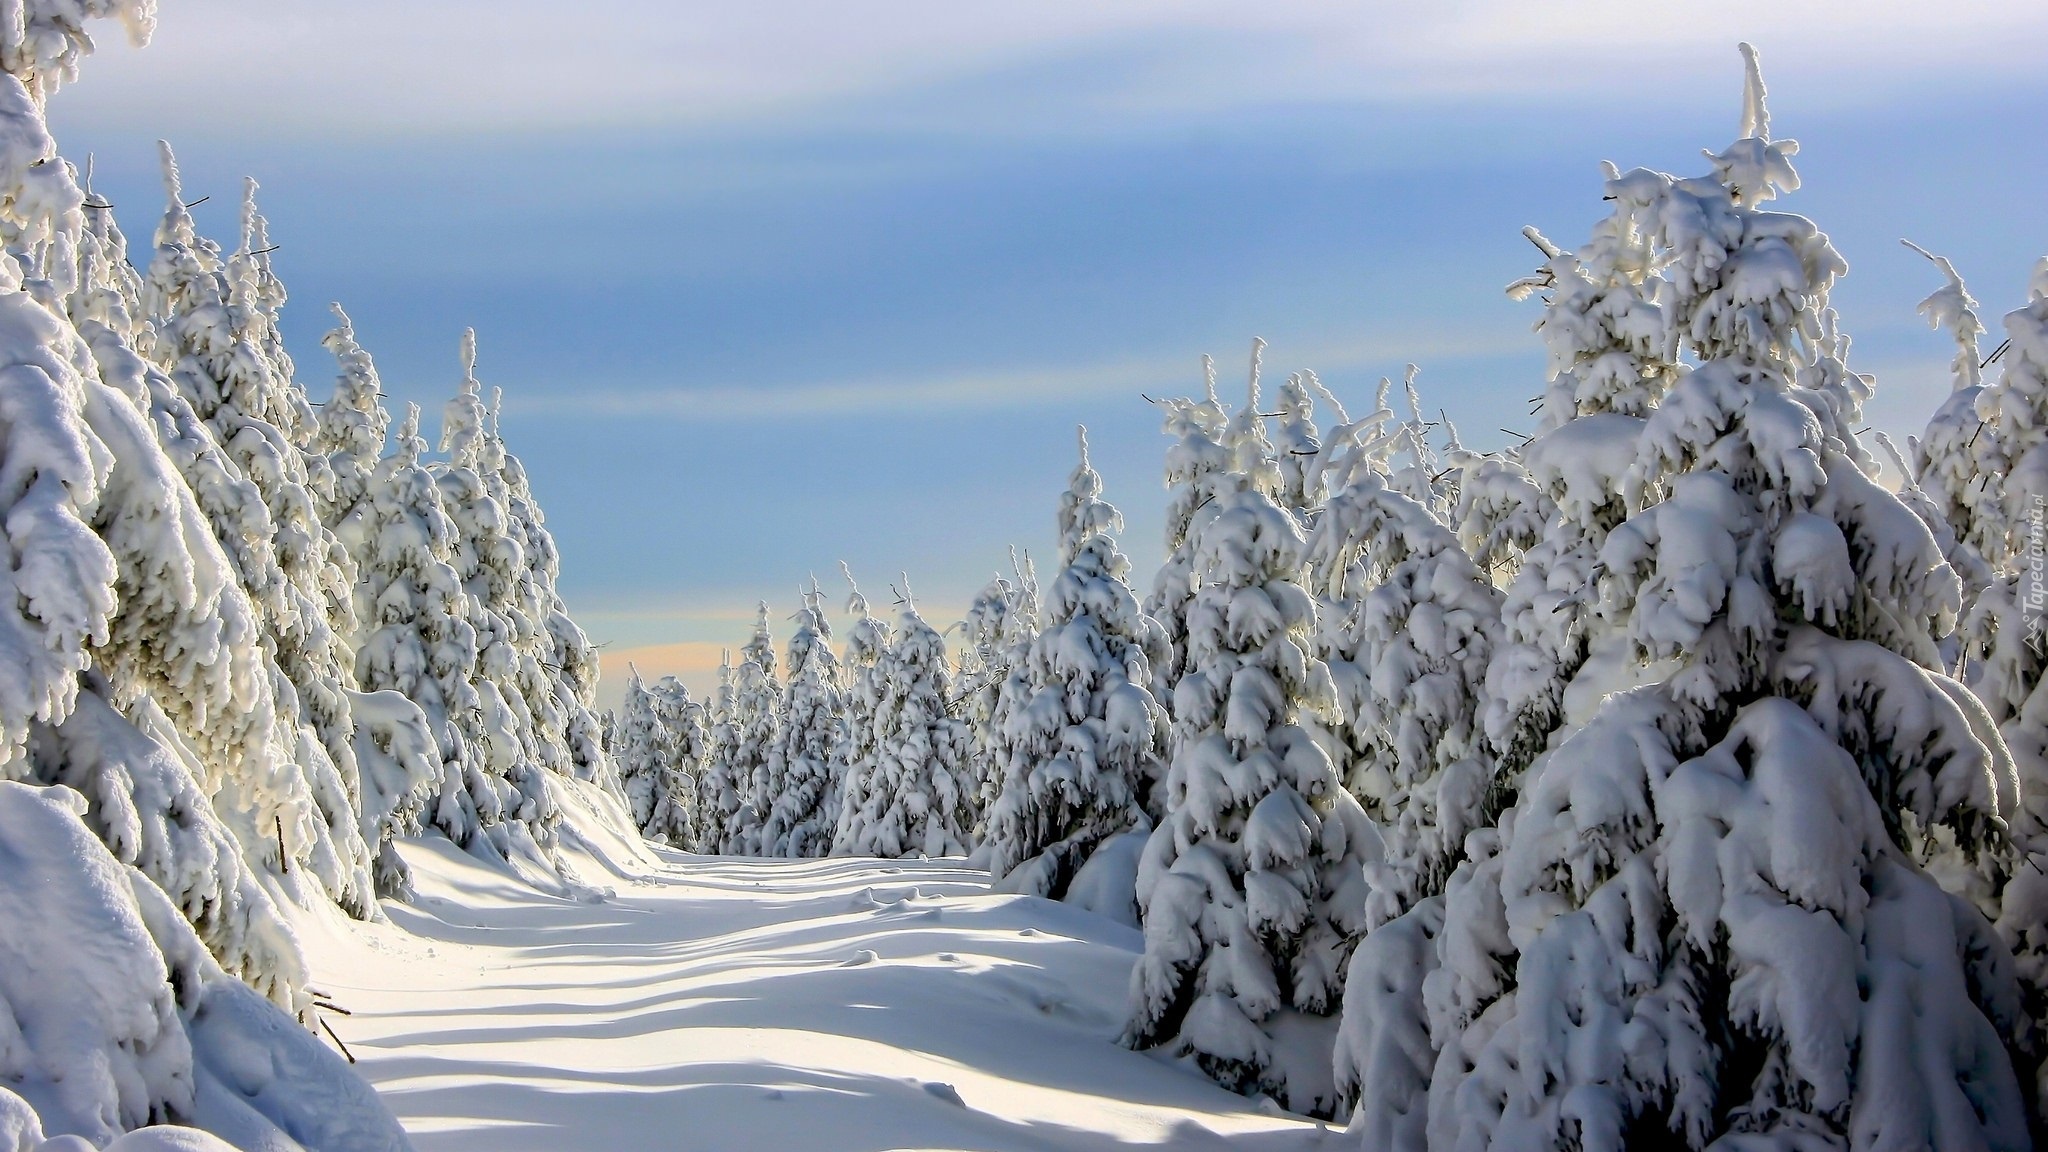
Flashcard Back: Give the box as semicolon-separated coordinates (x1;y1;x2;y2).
295;834;1330;1151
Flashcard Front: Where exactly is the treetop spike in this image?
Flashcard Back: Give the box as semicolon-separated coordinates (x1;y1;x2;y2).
156;139;182;204
460;328;478;381
1738;42;1769;142
240;176;259;250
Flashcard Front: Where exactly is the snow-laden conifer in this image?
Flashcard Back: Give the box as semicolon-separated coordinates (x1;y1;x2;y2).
438;335;557;852
695;652;741;854
482;383;613;790
142;144;373;914
1417;48;2032;1151
1906;241;2005;583
1953;258;2048;1131
313;303;388;538
719;604;781;855
1306;450;1503;930
451;343;577;788
1122;411;1377;1116
644;675;706;847
829;567;892;852
1142;357;1232;711
0;13;424;1141
1273;370;1334;520
958;552;1037;821
983;427;1169;894
616;665;668;835
353;404;508;853
1478;131;1714;793
0;265;311;1008
0;54;344;1024
836;583;975;859
759;583;846;858
616;664;703;845
1976;259;2048;560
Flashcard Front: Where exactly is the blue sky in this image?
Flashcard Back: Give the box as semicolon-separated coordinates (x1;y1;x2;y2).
51;1;2048;703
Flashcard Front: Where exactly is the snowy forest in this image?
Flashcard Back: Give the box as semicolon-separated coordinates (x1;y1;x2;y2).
3;3;2046;1152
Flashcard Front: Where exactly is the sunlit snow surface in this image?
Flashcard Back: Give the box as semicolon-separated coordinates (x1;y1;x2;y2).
296;798;1325;1151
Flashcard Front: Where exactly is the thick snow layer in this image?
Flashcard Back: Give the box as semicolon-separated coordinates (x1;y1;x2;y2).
293;831;1330;1150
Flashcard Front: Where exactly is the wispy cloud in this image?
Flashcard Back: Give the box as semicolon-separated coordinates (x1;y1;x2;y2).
58;0;2048;138
509;328;1534;421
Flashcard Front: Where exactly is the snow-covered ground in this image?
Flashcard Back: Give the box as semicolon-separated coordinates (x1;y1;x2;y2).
294;808;1328;1151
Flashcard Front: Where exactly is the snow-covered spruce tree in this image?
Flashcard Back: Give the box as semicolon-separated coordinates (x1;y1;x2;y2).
142;143;373;915
828;567;892;851
960;569;1018;818
718;603;781;855
1143;357;1233;711
1481;155;1694;788
1223;339;1285;500
1976;259;2048;561
643;673;706;847
1954;258;2048;1129
437;336;557;852
353;404;508;856
1121;438;1377;1117
67;144;373;1006
1305;454;1503;931
1417;48;2033;1151
694;652;740;854
312;303;388;543
0;7;414;1144
1384;367;1461;525
2;159;313;1016
759;584;847;858
958;551;1038;822
1273;370;1333;521
316;305;466;893
616;664;683;839
983;427;1169;894
1907;242;2005;581
835;583;976;859
452;341;575;790
614;665;664;832
481;382;613;790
